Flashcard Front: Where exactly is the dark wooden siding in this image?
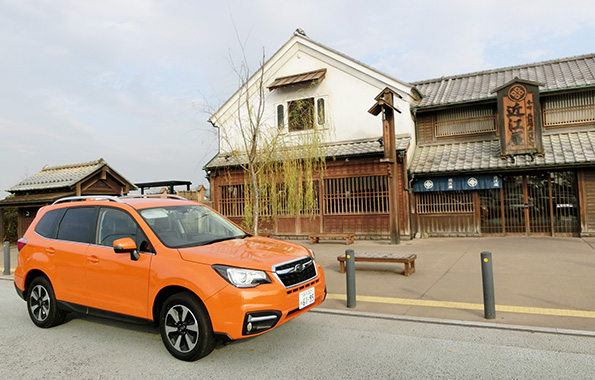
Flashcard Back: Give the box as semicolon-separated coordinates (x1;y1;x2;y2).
580;169;595;235
416;213;477;236
210;156;410;238
416;114;434;143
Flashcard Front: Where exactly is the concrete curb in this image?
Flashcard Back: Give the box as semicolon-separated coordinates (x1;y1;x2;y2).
311;307;595;338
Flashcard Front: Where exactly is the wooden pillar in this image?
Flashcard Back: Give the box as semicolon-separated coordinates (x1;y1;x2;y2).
384;95;399;244
369;88;402;244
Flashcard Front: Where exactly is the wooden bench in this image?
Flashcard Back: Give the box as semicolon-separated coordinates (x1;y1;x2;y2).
309;233;355;245
337;253;417;276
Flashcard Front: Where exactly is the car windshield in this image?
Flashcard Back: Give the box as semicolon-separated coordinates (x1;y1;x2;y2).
139;205;248;248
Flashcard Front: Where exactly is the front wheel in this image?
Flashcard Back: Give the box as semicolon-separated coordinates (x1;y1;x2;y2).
27;276;66;328
159;292;215;361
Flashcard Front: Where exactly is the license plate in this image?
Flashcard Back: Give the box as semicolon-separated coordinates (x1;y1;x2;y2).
299;287;315;309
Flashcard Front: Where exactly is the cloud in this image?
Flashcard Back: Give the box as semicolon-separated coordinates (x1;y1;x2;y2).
1;0;594;197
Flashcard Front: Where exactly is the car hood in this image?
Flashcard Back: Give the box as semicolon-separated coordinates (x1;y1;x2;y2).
178;236;311;270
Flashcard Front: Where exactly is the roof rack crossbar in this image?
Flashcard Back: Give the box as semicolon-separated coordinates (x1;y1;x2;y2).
53;196;124;205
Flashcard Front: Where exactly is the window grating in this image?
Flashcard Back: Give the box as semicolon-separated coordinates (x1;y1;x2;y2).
435;105;496;137
542;90;595;127
324;176;388;215
220;182;319;218
220;184;245;217
416;191;473;214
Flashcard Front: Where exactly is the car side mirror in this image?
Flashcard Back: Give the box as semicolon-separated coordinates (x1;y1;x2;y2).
113;237;140;261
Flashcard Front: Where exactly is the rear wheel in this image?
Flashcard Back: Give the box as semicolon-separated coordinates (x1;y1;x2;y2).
27;276;66;328
159;292;215;361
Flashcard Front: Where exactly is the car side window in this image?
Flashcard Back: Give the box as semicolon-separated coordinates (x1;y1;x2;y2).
56;207;96;243
97;207;153;253
34;208;66;239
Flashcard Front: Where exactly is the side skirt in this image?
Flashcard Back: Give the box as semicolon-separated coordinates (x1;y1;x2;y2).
57;301;154;326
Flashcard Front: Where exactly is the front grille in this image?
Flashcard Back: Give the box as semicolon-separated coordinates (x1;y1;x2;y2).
273;256;317;288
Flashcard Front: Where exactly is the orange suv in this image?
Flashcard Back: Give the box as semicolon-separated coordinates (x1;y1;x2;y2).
14;195;326;361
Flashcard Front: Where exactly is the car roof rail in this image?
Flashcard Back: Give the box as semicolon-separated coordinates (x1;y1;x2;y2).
53;196;125;205
120;194;188;201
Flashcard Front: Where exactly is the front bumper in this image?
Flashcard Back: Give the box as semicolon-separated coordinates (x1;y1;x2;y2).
205;267;326;340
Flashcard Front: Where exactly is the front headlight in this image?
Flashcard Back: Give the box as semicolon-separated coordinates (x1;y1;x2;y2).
212;265;272;288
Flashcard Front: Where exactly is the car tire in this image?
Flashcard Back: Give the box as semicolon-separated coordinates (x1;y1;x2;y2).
27;276;67;328
159;292;215;361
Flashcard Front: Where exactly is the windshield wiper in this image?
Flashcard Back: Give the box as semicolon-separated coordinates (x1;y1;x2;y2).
201;234;249;246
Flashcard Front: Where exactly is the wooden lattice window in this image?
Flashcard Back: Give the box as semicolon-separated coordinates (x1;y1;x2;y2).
220;184;245;217
435;105;496;137
416;191;474;214
542;90;595;127
276;182;319;215
324;176;388;215
220;182;319;217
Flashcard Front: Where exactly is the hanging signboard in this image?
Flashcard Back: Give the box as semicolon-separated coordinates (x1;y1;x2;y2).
492;78;544;156
412;175;502;193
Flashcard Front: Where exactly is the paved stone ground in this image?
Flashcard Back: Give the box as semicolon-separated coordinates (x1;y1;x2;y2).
300;236;595;332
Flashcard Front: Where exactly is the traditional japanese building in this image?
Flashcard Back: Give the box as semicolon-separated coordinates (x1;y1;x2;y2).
205;30;595;239
0;158;135;238
409;54;595;237
205;30;419;239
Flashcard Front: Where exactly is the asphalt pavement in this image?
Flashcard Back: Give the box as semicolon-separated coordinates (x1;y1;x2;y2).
1;278;593;379
3;236;595;334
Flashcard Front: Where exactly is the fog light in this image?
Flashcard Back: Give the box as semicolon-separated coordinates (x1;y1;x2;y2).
242;311;281;335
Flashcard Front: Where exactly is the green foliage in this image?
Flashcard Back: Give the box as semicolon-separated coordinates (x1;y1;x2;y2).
240;119;327;232
219;49;329;234
1;208;18;243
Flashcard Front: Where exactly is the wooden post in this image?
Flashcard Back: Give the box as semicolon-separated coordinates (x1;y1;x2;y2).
384;93;399;244
369;88;401;244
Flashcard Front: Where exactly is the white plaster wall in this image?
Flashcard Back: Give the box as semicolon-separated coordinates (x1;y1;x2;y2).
213;38;416;154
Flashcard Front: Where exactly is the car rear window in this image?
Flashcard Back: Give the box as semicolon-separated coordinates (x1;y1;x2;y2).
56;207;96;243
34;208;66;238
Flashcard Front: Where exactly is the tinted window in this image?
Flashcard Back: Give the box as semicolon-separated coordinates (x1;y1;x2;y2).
56;207;96;243
97;207;153;252
34;208;66;238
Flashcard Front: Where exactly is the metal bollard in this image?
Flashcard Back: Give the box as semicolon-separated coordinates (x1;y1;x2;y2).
3;242;10;275
345;249;356;308
480;251;496;319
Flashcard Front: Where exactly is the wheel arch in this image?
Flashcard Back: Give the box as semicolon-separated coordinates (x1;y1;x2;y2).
152;286;210;326
24;269;50;295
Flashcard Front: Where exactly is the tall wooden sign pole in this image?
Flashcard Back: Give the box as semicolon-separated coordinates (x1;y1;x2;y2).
369;88;401;244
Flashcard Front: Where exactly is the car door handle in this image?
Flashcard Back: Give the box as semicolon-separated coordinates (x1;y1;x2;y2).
87;256;100;264
46;248;55;255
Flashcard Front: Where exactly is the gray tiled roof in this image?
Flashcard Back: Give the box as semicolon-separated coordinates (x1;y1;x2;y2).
409;131;595;175
413;53;595;109
205;136;411;169
8;159;108;192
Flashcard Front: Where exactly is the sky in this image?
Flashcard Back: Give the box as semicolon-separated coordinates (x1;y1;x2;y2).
1;0;594;198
